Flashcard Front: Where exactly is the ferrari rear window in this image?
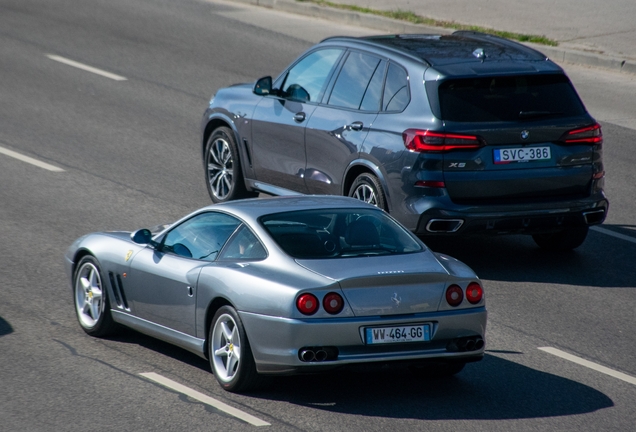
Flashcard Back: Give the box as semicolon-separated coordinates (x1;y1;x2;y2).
260;208;422;259
437;74;586;122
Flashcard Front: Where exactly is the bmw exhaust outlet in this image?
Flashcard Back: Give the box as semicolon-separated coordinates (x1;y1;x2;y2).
582;209;606;225
426;219;464;233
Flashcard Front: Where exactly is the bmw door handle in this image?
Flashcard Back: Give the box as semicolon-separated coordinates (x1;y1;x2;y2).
347;121;363;131
293;112;306;123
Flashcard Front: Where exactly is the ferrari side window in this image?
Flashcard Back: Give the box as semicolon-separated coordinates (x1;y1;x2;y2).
218;225;267;261
162;212;241;261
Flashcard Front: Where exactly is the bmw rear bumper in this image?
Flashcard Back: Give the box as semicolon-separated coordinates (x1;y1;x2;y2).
399;190;609;236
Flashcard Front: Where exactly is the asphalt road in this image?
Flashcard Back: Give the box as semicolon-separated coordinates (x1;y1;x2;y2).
0;0;635;431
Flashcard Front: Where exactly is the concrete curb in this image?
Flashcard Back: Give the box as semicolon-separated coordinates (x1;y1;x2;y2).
232;0;636;76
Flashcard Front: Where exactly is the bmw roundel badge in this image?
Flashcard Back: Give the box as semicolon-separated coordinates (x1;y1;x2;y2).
521;130;530;140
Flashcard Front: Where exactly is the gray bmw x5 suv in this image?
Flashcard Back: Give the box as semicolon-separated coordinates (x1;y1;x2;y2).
201;32;608;250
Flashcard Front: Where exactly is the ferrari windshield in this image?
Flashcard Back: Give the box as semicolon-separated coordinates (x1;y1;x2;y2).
260;208;423;259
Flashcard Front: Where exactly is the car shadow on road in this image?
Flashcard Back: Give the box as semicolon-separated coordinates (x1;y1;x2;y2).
251;353;613;420
421;224;634;287
0;315;13;337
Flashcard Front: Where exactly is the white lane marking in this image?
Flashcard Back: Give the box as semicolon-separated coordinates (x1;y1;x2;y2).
139;372;271;427
591;226;636;245
539;347;636;386
0;145;65;172
46;54;127;81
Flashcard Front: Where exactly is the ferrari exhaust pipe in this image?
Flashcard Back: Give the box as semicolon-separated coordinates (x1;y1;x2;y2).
300;349;315;362
314;350;328;362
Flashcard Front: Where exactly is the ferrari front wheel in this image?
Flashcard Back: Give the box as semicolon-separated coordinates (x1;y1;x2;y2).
209;306;261;392
73;256;117;337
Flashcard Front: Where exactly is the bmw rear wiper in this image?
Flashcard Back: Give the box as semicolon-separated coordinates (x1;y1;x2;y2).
518;110;564;119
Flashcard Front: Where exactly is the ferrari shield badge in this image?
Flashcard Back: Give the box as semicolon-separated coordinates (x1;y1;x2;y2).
125;250;133;262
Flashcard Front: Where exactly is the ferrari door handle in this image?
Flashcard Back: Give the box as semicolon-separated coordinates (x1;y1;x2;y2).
347;121;363;131
293;112;306;123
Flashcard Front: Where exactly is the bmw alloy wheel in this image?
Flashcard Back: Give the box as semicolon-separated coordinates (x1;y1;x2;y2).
207;137;234;201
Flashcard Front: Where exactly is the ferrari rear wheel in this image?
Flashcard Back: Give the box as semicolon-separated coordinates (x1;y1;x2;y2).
204;127;256;203
532;226;589;251
73;256;117;337
209;306;261;392
348;173;387;210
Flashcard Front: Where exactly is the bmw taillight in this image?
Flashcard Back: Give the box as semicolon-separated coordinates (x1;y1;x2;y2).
296;293;319;315
466;282;483;304
322;292;344;315
445;284;464;307
403;129;485;152
560;123;603;145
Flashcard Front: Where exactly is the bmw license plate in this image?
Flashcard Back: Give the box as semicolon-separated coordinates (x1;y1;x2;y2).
494;146;551;164
365;324;431;344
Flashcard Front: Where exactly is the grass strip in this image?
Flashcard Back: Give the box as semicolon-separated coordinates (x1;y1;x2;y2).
296;0;558;46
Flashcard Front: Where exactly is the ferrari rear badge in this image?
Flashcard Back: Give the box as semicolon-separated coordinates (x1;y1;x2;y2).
391;292;401;307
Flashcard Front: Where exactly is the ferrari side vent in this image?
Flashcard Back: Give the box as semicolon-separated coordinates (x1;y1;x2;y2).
109;272;130;310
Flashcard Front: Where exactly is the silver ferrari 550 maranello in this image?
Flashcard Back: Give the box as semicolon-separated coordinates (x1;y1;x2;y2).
65;195;486;392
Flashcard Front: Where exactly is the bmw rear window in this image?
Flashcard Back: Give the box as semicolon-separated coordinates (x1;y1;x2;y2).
436;74;586;122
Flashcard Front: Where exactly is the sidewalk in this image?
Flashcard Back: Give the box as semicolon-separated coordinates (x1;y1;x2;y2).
236;0;636;75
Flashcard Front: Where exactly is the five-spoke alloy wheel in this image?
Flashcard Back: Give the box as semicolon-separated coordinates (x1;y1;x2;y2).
73;256;116;337
209;306;260;392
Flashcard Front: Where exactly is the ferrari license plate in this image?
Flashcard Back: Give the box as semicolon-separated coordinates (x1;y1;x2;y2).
494;146;551;164
365;324;431;344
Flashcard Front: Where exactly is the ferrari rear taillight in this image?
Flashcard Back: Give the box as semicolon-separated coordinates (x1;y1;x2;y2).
296;293;319;315
466;282;483;304
445;284;464;307
322;292;344;314
403;129;485;152
560;123;603;145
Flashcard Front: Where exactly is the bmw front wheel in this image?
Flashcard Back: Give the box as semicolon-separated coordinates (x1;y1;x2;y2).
204;127;256;203
209;306;261;392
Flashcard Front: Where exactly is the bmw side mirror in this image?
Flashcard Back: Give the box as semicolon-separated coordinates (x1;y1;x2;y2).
253;76;272;96
131;229;153;245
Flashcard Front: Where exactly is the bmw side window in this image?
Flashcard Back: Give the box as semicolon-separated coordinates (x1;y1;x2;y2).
328;51;384;110
383;63;410;112
280;48;343;103
162;212;241;261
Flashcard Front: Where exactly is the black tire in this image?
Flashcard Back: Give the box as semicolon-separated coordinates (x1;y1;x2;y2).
73;256;117;337
532;226;589;251
204;127;256;203
348;173;387;210
209;306;262;393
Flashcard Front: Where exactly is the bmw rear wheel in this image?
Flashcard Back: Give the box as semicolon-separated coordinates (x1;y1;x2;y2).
532;226;589;251
73;256;117;337
209;306;260;392
204;127;256;203
349;173;387;210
